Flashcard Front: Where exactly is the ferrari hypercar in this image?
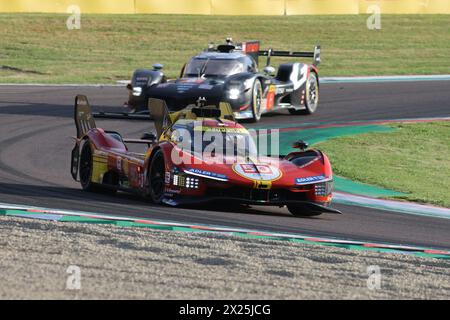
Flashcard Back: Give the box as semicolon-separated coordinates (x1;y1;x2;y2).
125;38;321;122
71;95;340;216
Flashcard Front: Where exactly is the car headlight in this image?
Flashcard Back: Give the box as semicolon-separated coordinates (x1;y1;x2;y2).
172;174;199;189
228;88;240;100
132;87;142;96
315;181;333;196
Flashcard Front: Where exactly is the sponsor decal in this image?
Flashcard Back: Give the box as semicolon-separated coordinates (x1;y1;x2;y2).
193;126;247;134
116;157;122;172
180;78;205;84
185;168;228;181
176;80;203;93
266;85;276;110
123;161;129;176
165;188;182;194
275;87;285;95
199;84;213;90
295;175;327;185
233;164;281;181
233;110;253;119
177;84;194;93
165;172;171;184
128;165;141;186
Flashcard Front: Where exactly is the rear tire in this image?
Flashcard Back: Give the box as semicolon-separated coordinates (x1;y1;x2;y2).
287;204;322;217
289;71;319;115
79;141;98;192
147;149;166;204
79;141;116;194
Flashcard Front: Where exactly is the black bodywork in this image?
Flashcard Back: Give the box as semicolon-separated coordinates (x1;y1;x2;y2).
102;40;321;122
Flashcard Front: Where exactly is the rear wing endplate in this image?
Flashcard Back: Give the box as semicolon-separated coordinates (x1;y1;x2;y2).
148;98;171;138
71;95;97;181
74;95;96;139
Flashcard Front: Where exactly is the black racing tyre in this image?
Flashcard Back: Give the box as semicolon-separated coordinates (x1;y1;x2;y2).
287;204;323;217
250;79;263;122
147;149;166;204
79;141;116;194
79;141;98;192
289;71;319;115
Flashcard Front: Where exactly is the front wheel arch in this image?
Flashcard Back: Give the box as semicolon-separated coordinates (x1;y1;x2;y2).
289;69;319;115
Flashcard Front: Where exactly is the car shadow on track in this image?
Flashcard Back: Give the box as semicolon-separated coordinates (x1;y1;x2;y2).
162;200;325;220
0;182;323;219
0;182;147;206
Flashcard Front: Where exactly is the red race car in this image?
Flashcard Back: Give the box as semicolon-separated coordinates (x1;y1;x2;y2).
71;95;340;216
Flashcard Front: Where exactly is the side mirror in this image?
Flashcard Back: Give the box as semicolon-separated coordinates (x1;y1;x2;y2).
263;66;276;76
141;132;157;141
152;63;163;71
293;140;309;151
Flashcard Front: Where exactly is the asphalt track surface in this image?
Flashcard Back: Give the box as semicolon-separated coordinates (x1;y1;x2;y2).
1;81;450;249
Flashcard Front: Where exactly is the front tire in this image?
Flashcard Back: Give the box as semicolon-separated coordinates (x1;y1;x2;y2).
147;149;166;204
250;79;263;122
287;204;322;217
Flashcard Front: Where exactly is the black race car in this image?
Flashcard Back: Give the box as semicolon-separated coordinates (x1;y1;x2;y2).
126;39;321;122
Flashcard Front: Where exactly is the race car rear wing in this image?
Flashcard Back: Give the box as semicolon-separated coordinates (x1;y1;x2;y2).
213;40;320;67
93;111;151;120
259;45;321;67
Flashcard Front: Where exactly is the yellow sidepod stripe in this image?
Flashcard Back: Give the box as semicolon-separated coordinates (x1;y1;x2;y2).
92;154;108;184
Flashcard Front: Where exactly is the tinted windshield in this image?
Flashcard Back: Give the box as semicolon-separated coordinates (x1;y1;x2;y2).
184;58;244;78
171;123;258;159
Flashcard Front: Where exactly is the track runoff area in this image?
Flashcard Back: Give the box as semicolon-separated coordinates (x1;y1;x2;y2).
0;77;449;251
0;77;450;306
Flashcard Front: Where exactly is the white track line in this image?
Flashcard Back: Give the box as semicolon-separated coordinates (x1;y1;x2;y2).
334;192;450;220
0;75;449;87
1;202;449;254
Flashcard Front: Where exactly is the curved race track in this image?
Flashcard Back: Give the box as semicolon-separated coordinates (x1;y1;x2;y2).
0;81;450;249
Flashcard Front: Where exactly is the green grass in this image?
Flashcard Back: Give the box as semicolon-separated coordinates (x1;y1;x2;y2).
315;122;450;208
0;14;449;83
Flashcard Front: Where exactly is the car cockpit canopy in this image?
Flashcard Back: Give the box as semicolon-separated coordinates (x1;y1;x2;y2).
148;98;235;138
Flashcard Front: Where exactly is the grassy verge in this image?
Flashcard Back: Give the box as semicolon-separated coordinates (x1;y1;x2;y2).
0;14;449;83
315;122;450;208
